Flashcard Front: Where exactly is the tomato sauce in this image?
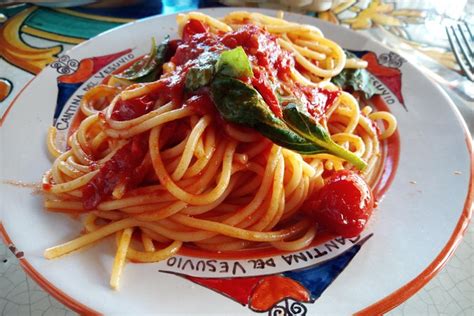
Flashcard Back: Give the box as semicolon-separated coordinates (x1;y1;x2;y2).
111;94;155;121
369;95;401;200
131;21;338;120
292;84;340;119
251;68;281;117
82;134;148;209
184;91;215;116
104;19;343;126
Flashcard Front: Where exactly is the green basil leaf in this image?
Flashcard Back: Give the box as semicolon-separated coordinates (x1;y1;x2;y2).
185;47;252;92
210;75;327;155
185;52;219;91
255;122;326;154
113;36;170;83
215;46;253;78
331;50;378;99
210;74;273;125
282;103;367;170
331;68;378;99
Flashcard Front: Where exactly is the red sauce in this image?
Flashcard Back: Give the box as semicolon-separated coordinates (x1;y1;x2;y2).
157;74;186;105
184;91;216;116
219;24;338;119
89;20;342;129
182;19;209;42
154;21;339;119
251;68;281;117
82;134;148;209
221;24;293;81
42;182;52;192
292;84;340;119
160;121;189;149
172;23;223;66
111;94;155;121
370;95;401;200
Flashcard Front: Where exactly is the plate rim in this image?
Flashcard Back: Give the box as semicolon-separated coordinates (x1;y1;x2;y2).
0;7;472;315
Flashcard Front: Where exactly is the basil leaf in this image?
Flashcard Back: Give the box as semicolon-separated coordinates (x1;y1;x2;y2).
215;46;253;78
185;47;253;92
185;52;219;91
113;36;170;83
331;68;378;99
210;75;333;155
255;122;326;154
331;50;378;99
210;74;273;125
282;103;367;170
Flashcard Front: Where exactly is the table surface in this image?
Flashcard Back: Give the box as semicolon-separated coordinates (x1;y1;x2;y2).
0;1;472;315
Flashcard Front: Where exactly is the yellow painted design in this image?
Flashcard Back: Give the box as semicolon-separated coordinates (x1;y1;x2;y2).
342;0;401;29
349;6;360;13
0;7;61;74
392;10;424;18
54;8;133;23
320;1;426;28
0;79;12;102
333;0;357;14
22;25;84;45
322;1;425;30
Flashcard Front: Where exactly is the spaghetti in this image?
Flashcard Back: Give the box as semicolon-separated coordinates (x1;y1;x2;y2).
42;11;397;289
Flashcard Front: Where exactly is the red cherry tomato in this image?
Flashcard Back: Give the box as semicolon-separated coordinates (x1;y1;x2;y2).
303;170;374;238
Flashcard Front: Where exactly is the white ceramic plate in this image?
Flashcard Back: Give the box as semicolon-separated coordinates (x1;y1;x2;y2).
0;8;472;315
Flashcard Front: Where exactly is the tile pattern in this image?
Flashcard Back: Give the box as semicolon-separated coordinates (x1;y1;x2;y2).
0;245;74;316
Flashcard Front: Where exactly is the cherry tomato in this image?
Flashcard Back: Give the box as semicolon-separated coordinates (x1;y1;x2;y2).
303;170;374;238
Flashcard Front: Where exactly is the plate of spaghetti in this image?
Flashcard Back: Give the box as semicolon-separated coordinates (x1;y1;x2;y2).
0;8;472;315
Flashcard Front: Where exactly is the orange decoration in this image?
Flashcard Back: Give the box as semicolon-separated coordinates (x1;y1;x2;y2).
0;78;12;102
58;59;94;83
249;276;310;311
